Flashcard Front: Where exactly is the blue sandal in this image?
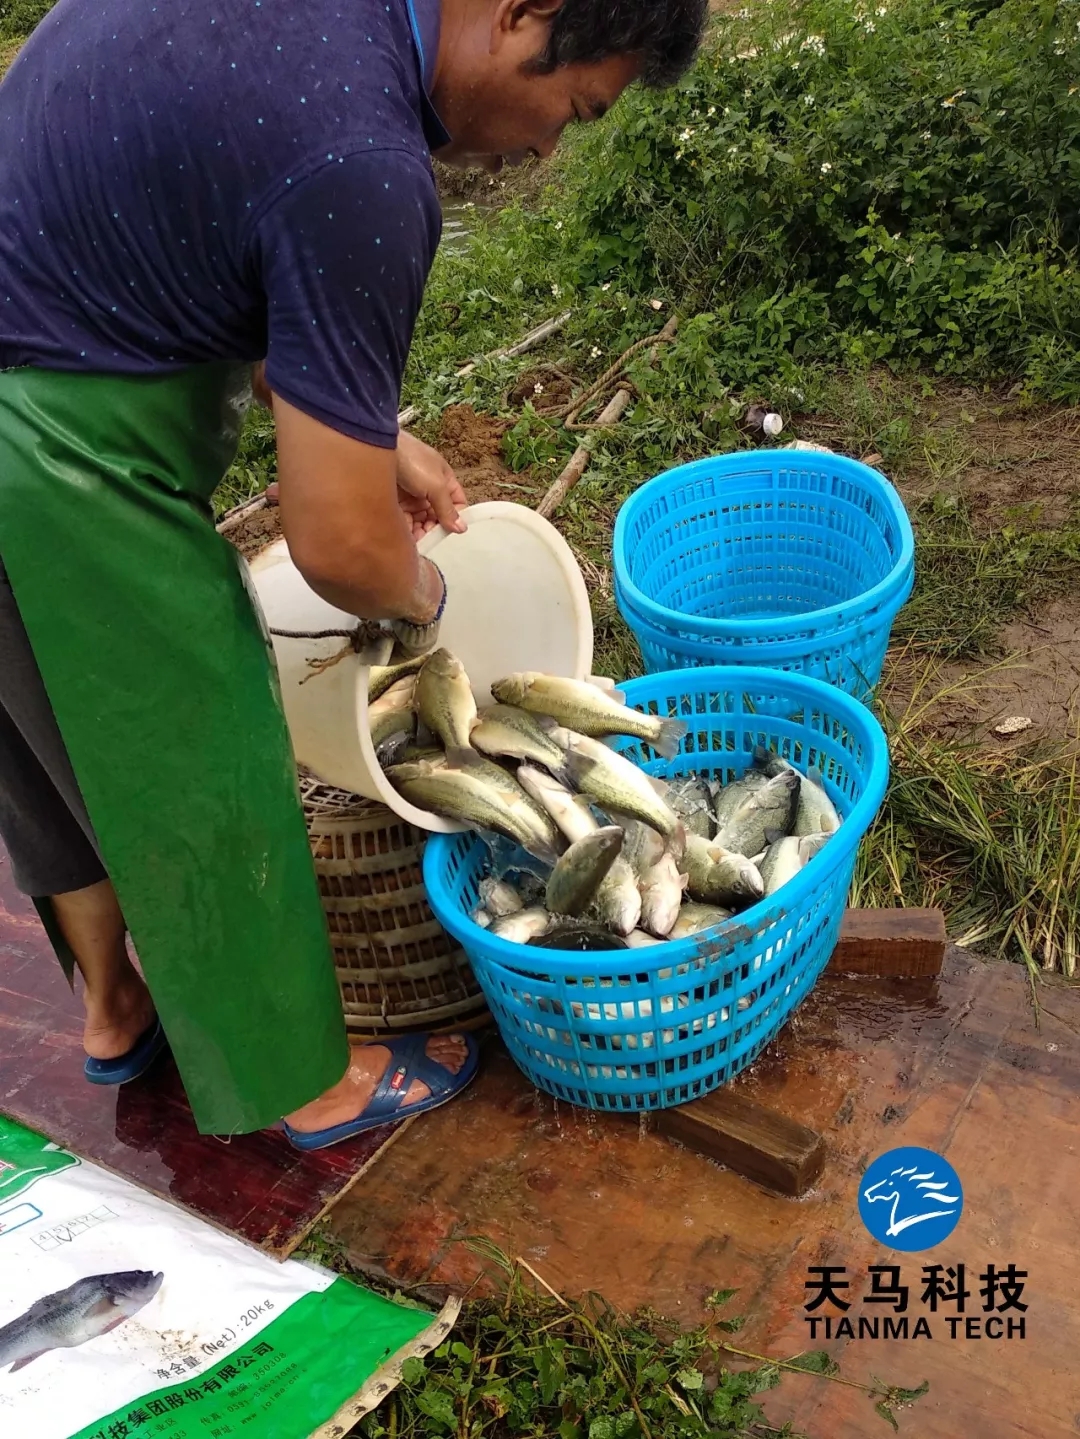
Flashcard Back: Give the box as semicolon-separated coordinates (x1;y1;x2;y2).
284;1032;480;1152
84;1018;168;1085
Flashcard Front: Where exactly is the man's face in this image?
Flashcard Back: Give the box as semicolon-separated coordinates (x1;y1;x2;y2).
432;2;641;172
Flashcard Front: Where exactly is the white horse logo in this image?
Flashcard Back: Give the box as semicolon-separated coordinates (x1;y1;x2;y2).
862;1163;961;1238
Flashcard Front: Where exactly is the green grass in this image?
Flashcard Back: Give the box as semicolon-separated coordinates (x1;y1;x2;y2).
290;1232;929;1438
853;665;1080;978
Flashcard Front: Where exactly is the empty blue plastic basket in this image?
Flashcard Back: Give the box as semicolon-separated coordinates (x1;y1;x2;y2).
613;450;915;697
423;667;889;1112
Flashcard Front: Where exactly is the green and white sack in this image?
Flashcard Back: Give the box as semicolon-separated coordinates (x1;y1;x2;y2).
0;1116;453;1439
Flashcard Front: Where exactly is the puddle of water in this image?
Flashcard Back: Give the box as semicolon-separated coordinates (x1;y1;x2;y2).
440;200;486;254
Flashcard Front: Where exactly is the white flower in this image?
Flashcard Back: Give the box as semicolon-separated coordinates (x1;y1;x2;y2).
601;282;611;291
533;382;544;395
736;5;749;15
554;220;563;230
804;93;816;105
921;129;932;139
728;144;739;154
905;254;915;265
876;5;888;13
820;161;833;174
677;127;694;142
863;19;876;31
998;108;1008;116
941;90;966;108
800;34;826;55
551;283;561;297
791;59;801;68
590;346;602;359
707;105;717;116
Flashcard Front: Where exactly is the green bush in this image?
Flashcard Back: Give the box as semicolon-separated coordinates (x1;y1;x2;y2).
0;0;51;44
562;0;1080;388
417;0;1079;401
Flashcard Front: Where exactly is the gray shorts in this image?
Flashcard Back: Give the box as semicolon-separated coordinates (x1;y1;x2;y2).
0;559;106;896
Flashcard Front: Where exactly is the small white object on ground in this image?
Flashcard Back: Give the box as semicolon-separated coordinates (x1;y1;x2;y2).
993;715;1033;736
762;412;784;437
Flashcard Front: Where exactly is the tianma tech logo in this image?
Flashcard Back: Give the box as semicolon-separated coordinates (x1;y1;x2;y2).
859;1146;964;1252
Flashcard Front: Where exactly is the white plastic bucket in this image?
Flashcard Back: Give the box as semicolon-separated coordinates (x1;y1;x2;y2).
247;501;594;831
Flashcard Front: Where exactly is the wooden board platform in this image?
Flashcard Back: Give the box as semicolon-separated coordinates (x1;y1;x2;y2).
328;949;1080;1437
0;848;409;1256
827;907;947;978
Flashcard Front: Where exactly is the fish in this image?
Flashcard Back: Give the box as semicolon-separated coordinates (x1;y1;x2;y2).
478;876;524;918
490;906;553;944
620;820;668;877
713;770;800;857
369;683;416;753
638;851;689;938
473;908;493;929
386;760;561;863
710;767;771;831
415;648;478;761
546;827;624;917
0;1270;164;1373
668;902;733;939
516;764;599;844
759;831;832;895
625;929;663;948
683;833;764;908
375;730;415;769
754;747;841;836
398;742;445;764
591;856;643;936
471;705;573;781
552;730;681;839
491;673;688;759
367;655;426;703
668;775;715;838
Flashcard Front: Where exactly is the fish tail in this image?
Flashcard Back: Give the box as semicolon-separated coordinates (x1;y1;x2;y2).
653;718;689;759
445;745;482;770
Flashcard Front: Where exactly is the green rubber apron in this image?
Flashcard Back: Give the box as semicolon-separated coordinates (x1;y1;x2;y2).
0;363;349;1135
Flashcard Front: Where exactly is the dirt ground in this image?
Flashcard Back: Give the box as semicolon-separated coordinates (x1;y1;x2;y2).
222;501;282;560
436;402;539;505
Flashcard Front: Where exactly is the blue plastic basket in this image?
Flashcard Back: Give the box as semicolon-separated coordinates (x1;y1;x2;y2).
423;667;889;1112
613;450;915;697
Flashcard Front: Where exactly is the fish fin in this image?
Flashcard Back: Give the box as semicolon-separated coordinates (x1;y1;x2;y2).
9;1351;48;1373
763;827;786;847
653;718;689;760
445;746;483;770
646;775;670;798
666;821;687;864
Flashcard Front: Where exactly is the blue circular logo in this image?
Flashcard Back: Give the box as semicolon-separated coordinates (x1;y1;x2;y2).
858;1146;963;1252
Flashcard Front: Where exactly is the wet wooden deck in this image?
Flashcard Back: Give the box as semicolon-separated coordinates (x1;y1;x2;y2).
328;949;1080;1437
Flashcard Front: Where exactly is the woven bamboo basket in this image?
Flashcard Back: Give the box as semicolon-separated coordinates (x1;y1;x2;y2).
300;774;490;1038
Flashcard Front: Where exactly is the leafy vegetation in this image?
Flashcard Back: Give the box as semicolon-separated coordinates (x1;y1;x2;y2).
291;1232;929;1438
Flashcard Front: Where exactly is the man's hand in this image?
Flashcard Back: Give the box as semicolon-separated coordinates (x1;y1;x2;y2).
396;431;468;539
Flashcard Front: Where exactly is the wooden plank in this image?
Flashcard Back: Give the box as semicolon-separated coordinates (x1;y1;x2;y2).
652;1088;826;1197
827;906;946;978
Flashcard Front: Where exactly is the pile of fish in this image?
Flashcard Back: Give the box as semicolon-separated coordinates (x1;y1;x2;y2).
369;648;842;949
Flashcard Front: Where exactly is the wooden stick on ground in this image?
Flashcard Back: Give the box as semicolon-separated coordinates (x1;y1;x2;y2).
396;308;572;428
536;314;678;519
537;387;631;519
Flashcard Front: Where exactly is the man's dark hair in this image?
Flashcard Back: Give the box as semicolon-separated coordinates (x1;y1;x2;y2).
532;0;708;88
